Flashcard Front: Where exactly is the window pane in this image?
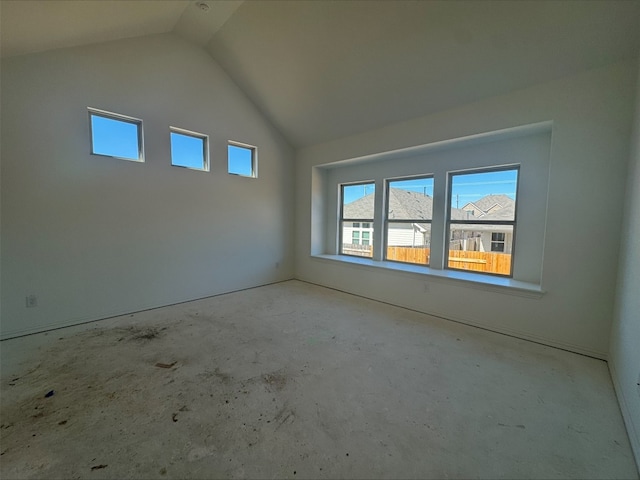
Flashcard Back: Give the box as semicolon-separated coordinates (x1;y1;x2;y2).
385;221;430;265
342;183;375;220
228;143;256;177
451;170;517;221
388;178;434;220
341;221;373;258
448;223;513;275
90;113;141;161
171;131;207;170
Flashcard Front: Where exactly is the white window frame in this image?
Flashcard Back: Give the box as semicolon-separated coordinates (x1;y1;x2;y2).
384;175;434;266
339;181;375;258
228;141;258;178
170;126;210;172
491;232;506;252
445;165;519;278
88;107;144;162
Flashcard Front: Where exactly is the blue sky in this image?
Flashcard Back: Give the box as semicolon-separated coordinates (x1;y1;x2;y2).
171;131;205;169
450;169;518;208
91;113;253;175
91;115;139;160
343;169;518;207
228;144;253;176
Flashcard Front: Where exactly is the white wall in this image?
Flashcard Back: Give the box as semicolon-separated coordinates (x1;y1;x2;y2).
610;56;640;469
0;33;295;339
296;60;637;358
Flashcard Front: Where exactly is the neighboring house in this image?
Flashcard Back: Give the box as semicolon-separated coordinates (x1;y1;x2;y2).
342;189;516;253
461;194;514;217
343;189;433;248
454;195;516;253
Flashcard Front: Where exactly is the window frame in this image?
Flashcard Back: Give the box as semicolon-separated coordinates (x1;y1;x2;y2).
491;232;506;252
228;141;258;178
339;181;375;258
384;174;434;266
445;165;520;278
170;126;210;172
88;107;144;163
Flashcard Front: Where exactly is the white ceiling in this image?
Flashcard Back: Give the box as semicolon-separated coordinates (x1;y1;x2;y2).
207;0;640;147
0;0;242;58
2;0;639;148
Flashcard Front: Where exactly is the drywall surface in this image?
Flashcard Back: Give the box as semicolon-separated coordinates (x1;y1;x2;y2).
296;60;637;358
610;56;640;470
0;33;294;339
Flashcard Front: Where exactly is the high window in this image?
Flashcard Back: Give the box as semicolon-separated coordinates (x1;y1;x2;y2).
447;167;519;276
340;183;375;258
89;108;143;162
170;127;209;171
228;142;257;177
385;176;434;266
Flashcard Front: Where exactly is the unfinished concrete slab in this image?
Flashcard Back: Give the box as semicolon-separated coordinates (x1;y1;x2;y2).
1;280;637;479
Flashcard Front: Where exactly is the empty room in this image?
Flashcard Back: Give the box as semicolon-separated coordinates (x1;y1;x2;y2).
1;1;639;478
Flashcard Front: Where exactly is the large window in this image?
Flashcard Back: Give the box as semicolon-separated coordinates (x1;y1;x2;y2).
170;127;209;171
319;125;550;287
385;176;434;265
340;183;375;258
447;167;519;277
337;169;519;276
89;108;143;162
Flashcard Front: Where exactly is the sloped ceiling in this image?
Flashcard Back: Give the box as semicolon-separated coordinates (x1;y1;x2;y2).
2;0;639;148
207;0;640;147
0;0;242;57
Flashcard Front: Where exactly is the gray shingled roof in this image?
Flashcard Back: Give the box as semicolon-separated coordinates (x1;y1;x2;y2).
462;194;515;215
388;189;433;220
344;188;467;220
478;204;516;221
342;191;376;219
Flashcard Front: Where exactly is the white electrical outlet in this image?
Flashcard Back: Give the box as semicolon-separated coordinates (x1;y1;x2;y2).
26;294;38;308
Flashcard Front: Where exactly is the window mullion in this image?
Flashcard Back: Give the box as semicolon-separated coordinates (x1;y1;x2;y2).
372;178;385;261
429;170;447;270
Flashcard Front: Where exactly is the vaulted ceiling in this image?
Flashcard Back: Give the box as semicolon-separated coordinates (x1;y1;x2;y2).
2;0;639;148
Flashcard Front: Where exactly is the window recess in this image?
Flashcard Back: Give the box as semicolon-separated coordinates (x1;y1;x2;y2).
170;127;209;171
88;108;144;162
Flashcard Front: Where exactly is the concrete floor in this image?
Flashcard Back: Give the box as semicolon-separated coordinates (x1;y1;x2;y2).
0;280;637;479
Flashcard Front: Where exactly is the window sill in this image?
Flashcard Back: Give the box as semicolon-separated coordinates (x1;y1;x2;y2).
311;254;545;299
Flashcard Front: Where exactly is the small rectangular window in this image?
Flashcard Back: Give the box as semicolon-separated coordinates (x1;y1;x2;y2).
340;182;375;258
447;167;518;276
491;232;506;252
385;176;433;266
89;108;143;162
228;142;257;177
170;128;209;171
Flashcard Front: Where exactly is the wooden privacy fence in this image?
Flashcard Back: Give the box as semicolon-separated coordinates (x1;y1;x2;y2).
342;245;512;275
342;244;373;257
386;246;430;264
385;246;511;275
447;249;511;275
